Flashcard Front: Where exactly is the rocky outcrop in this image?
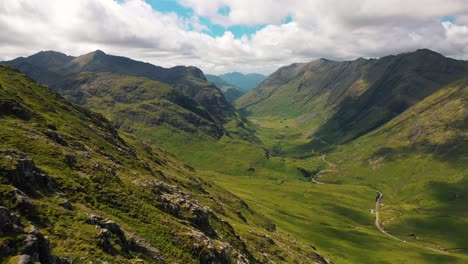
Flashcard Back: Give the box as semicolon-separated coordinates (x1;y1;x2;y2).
133;179;255;263
0;206;70;264
1;150;56;195
87;214;128;247
146;180;217;236
86;213;165;263
0;99;32;120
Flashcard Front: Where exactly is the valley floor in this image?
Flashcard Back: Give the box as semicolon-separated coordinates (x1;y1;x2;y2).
188;114;468;264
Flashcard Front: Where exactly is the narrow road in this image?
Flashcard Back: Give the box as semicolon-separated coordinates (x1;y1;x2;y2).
374;191;405;242
312;155;449;255
373;191;448;254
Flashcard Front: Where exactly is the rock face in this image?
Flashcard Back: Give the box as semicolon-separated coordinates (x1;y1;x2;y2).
150;180;217;236
1;150;56;195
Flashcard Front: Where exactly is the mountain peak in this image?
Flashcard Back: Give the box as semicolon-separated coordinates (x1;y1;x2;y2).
401;48;444;58
93;49;106;56
30;50;68;57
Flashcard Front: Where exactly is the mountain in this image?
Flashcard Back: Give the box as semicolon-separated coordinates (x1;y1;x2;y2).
0;65;327;263
237;49;468;153
217;72;267;91
3;50;235;125
2;51;269;179
206;74;246;102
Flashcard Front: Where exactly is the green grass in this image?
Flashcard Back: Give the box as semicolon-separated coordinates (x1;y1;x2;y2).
0;66;324;263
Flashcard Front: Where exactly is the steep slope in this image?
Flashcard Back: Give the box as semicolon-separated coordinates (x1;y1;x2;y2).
319;79;468;253
206;74;246;102
3;50;235;124
0;65;326;263
54;72;225;138
238;49;468;154
218;72;266;91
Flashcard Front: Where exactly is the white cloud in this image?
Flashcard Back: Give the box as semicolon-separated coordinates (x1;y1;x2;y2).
0;0;467;74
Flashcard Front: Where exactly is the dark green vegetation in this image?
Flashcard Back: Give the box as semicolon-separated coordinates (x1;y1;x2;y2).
215;72;267;91
206;75;246;102
2;48;467;263
0;66;327;263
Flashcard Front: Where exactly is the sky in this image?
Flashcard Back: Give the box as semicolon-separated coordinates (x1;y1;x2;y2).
1;0;468;74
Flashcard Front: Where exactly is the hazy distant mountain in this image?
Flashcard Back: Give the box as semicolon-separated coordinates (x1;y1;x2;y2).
206;74;246;102
217;72;267;91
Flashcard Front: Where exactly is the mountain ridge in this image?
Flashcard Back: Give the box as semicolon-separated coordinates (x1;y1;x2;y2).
237;48;468;150
2;50;235;124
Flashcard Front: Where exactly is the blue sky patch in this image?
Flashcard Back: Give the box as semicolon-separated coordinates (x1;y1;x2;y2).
441;16;455;23
145;0;272;38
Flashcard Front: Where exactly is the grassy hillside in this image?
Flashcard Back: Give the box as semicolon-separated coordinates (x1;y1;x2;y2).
315;80;468;253
0;65;327;263
53;72;226;138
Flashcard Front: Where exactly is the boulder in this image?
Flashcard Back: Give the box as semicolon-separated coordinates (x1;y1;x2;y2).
17;254;35;264
87;214;127;246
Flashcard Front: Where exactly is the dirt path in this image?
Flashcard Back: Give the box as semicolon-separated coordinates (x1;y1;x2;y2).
321;154;336;169
311;155;336;184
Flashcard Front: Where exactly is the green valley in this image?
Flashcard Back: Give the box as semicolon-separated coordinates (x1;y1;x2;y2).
2;48;467;264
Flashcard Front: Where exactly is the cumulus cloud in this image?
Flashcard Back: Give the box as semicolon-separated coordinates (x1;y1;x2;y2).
0;0;467;74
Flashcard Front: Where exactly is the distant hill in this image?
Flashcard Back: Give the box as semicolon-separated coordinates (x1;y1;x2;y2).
206;74;246;102
217;72;267;91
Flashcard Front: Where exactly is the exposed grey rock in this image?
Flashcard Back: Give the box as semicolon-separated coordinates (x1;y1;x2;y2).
44;130;68;146
87;214;127;246
18;254;35;264
22;235;39;261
